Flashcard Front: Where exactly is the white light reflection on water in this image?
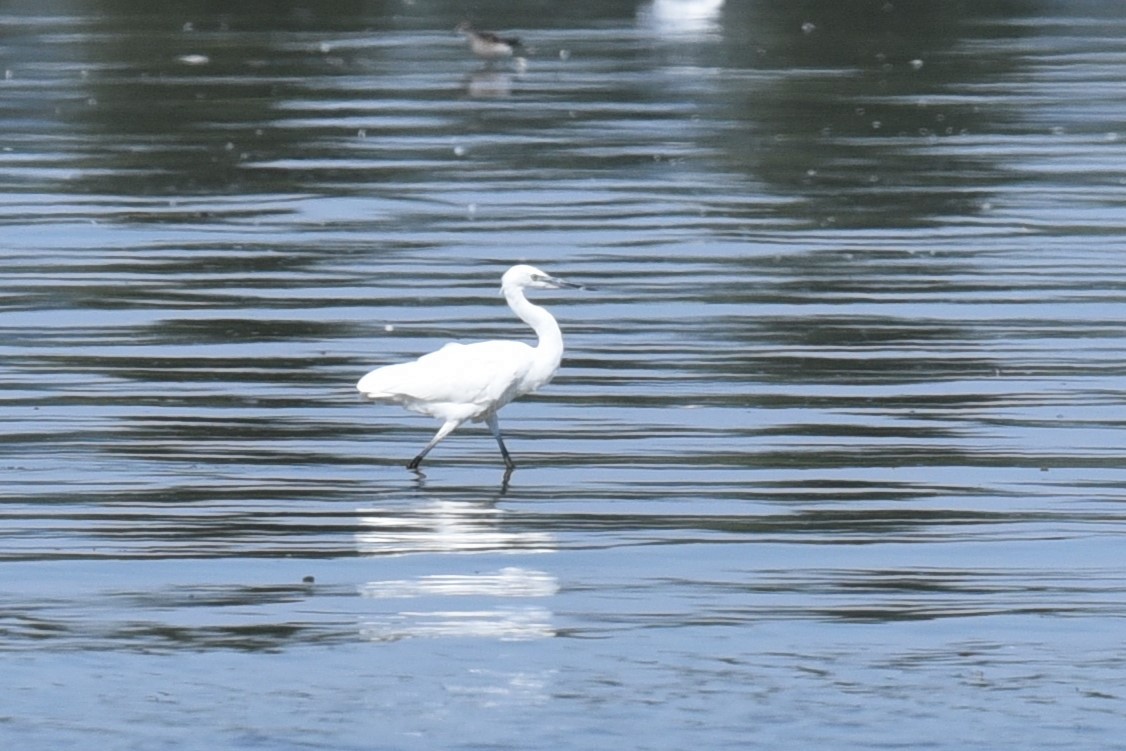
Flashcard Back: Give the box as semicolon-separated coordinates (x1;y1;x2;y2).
355;500;556;556
638;0;726;38
355;503;559;641
359;606;556;642
360;567;559;599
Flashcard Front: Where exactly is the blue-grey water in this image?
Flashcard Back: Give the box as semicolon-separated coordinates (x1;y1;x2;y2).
3;1;1126;748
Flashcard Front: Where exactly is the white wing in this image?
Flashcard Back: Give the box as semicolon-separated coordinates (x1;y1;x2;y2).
357;340;536;420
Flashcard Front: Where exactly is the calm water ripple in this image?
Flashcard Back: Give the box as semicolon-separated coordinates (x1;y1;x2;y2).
3;1;1126;749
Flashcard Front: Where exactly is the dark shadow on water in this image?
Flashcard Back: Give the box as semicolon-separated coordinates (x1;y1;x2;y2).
407;464;515;496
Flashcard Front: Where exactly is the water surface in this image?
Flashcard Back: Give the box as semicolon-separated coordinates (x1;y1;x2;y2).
2;1;1126;748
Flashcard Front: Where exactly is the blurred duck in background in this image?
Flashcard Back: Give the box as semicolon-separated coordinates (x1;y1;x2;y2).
456;21;523;60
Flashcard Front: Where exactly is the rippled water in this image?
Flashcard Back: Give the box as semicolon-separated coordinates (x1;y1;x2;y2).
3;1;1126;748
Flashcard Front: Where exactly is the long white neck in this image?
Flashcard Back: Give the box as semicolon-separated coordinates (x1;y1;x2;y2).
506;287;564;382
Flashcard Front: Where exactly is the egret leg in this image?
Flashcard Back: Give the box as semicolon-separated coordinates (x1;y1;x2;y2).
408;419;462;470
485;412;516;470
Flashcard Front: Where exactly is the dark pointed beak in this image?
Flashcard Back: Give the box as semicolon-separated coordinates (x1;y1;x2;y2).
548;276;585;290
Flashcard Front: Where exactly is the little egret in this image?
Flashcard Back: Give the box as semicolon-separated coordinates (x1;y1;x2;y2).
357;264;581;471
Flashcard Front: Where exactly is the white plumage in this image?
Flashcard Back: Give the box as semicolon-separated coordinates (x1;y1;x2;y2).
357;264;581;471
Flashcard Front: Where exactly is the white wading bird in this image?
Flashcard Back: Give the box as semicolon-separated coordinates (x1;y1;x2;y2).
357;264;582;471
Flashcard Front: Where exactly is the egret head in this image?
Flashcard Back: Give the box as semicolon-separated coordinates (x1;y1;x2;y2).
502;264;582;292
